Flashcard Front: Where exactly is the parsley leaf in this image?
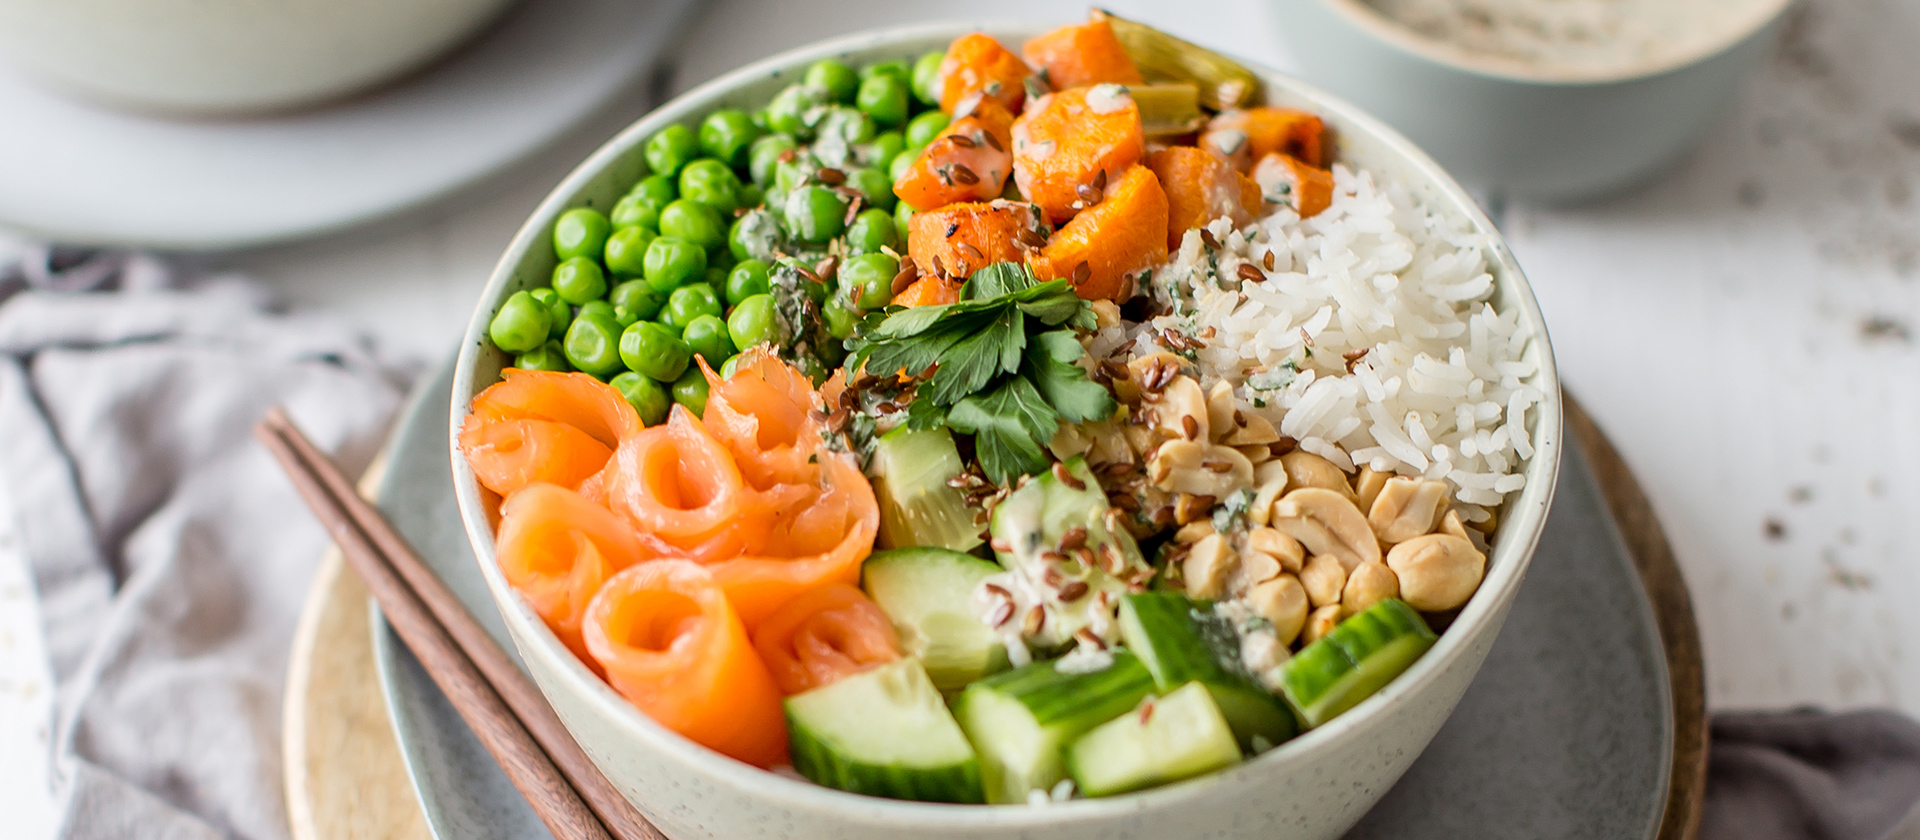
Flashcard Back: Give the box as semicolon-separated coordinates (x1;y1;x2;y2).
925;307;1025;404
1027;330;1118;424
964;262;1036;299
946;376;1058;483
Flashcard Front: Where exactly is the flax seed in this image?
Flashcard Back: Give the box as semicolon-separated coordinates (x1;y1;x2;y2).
816;167;845;185
1182;415;1200;440
950;164;980;186
949;134;977;148
1236;263;1265;283
989;601;1015;628
1057;580;1089;601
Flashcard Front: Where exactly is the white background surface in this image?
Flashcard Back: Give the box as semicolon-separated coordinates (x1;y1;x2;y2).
1;0;1915;835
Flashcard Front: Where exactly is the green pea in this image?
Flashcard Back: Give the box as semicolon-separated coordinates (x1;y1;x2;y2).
739;183;766;209
785;186;848;243
563;312;626;378
609;279;664;323
515;339;571;372
610;371;670;425
856;72;909;127
862;60;910;84
864;131;906;169
619;321;691;382
748;134;797;185
840;252;900;310
795;352;831;386
750;109;770;131
765;83;825;137
844;167;895;212
844;209;897;256
814;105;875;148
551;256;608;305
904;110;950;148
894;201;915;245
659;199;726;250
552;208;611;262
662;283;723;332
911;51;945;106
729;209;784;262
778;259;830;306
489;290;552;353
719;354;743;379
671;365;711;416
678;158;742;213
603;225;657;277
805;59;860;104
610;193;659;230
681;313;736;365
644;124;699;178
528;288;571;340
578;300;617;322
772;157;810;198
822;298;857;340
727;293;779;350
698;108;761;168
628;174;677;215
642;236;707;293
888;146;921;182
725;259;772;305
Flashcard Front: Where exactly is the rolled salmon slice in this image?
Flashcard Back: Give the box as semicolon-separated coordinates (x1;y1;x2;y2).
700;350;824;490
468;368;643;446
707;452;879;628
461;418;612;498
496;483;643;664
605;405;792;561
584;560;788;768
751;582;899;695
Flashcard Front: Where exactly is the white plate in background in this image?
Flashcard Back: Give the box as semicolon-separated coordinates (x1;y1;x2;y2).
0;0;698;251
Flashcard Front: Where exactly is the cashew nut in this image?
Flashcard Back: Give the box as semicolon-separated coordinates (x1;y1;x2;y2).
1183;533;1237;599
1206;380;1237;441
1231;549;1283;592
1235;443;1275;465
1298;553;1347;608
1247;460;1289;526
1439;508;1470;541
1354;466;1390;513
1302;604;1342;645
1245;526;1304;572
1368;477;1452;544
1144;374;1209;442
1341;561;1400;617
1269;487;1381;571
1174;520;1216;544
1089;299;1122;329
1280;450;1358;503
1249;574;1309;644
1147;438;1254;499
1385;533;1486;612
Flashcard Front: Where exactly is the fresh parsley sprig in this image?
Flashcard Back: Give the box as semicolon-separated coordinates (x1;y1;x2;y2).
847;263;1116;484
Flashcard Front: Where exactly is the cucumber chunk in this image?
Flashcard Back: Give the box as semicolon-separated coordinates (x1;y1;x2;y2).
1119;592;1297;750
987;456;1149;648
869;425;984;553
862;548;1008;691
785;659;984;803
957;651;1156;803
1279;598;1437;728
1066;682;1242;797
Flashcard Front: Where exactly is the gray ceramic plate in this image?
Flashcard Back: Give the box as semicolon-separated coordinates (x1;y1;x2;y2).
369;358;1673;839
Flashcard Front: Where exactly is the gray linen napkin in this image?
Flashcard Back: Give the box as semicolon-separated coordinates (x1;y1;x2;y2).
0;242;408;840
1704;709;1920;840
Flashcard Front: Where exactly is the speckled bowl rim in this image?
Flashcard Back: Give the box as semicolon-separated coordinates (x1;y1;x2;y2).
1310;0;1795;85
450;19;1564;826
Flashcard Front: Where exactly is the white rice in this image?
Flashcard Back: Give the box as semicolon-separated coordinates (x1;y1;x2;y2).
1109;165;1541;523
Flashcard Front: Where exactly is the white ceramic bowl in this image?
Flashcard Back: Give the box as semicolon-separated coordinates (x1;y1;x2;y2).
1271;0;1793;200
0;0;513;114
451;22;1563;840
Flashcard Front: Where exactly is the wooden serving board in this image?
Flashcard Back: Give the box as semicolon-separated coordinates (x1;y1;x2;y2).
281;396;1709;840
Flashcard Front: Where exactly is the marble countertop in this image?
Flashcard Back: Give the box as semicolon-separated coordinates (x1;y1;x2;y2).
1;0;1913;833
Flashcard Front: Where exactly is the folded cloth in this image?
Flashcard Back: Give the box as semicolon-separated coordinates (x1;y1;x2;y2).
0;241;409;840
1705;709;1920;840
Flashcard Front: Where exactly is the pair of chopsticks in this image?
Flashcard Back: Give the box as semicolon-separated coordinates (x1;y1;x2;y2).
257;408;664;840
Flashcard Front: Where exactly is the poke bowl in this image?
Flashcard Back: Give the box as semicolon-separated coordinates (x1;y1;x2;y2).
450;13;1562;840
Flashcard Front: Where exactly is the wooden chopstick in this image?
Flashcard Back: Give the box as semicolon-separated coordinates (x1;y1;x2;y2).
257;408;661;840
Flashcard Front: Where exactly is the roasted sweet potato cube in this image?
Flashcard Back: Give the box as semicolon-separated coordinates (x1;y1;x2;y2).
906;200;1047;281
1252;152;1333;218
1147;146;1263;249
893;97;1016;212
890;276;962;308
1031;165;1168;301
1021;17;1143;89
938;33;1030;114
1200;107;1326;170
1012;84;1146;224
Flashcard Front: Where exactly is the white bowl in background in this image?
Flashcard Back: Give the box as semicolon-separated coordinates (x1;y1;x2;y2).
1271;0;1794;201
0;0;514;115
451;22;1563;840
